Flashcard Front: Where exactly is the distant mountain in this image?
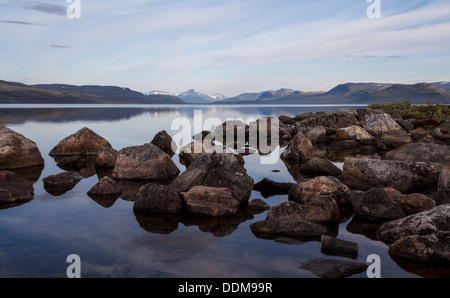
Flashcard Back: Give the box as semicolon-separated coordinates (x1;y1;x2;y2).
0;80;184;104
176;89;226;104
222;92;265;102
433;82;450;92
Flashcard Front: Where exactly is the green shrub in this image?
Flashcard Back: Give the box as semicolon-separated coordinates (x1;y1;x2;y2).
367;101;450;121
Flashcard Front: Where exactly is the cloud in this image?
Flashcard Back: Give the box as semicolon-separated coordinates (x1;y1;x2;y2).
0;20;44;25
50;44;70;48
23;2;66;15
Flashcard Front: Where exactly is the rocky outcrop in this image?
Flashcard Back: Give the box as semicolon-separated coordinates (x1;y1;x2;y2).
181;186;239;217
169;153;254;206
0;171;34;204
0;126;44;170
343;158;443;193
49;127;112;157
111;143;180;182
134;183;183;213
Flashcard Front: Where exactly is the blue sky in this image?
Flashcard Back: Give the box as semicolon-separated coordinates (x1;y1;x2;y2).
0;0;449;97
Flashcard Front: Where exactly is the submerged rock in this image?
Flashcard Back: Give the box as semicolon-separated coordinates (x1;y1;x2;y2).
111;143;180;182
49;127;112;157
0;126;44;170
299;258;368;278
87;176;122;198
42;172;82;196
250;218;327;239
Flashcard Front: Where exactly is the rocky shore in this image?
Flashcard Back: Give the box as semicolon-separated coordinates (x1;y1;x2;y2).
1;104;449;276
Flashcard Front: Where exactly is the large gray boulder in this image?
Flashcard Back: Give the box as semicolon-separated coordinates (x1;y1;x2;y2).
0;126;44;170
169;153;254;206
364;113;404;135
343;158;443;193
111;143;180;182
384;143;450;164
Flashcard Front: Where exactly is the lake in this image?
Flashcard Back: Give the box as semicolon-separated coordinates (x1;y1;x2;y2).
0;104;422;278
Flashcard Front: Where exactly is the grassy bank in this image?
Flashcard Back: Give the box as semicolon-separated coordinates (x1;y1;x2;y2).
368;101;450;121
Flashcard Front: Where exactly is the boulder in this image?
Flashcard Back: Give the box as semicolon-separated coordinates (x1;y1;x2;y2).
393;193;435;215
305;126;327;143
343;158;443;193
95;146;118;168
320;235;359;257
42;172;82;196
436;166;450;204
396;119;414;131
49;127;112;157
299;258;368;278
150;130;176;157
87;176;123;198
253;178;295;198
384;143;450;164
111;143;180;182
299;157;343;177
438;120;450;134
169;153;254;206
250;218;327;239
0;126;44;170
179;141;206;168
134;183;183;213
379;130;412;150
364;113;404;135
377;204;450;243
350;188;406;222
288;176;351;206
246;199;270;213
413;118;440;129
0;171;34;204
280;132;315;164
335;125;374;142
181;186;239;217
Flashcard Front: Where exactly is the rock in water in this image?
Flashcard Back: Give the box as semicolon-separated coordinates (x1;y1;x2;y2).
95;146;118;168
87;176;123;198
169;153;254;206
134;183;183;213
111;143;180;182
49;127;112;157
343;158;443;193
299;258;368;278
0;126;44;170
384;143;450;164
150;130;176;157
0;171;34;204
181;186;239;217
280;132;315;164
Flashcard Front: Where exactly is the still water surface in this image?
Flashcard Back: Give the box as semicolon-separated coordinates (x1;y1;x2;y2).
0;105;421;278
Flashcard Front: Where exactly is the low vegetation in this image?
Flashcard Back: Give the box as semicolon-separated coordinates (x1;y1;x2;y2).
368;100;450;121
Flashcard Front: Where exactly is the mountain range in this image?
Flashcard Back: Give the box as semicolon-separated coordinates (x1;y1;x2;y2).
0;80;449;105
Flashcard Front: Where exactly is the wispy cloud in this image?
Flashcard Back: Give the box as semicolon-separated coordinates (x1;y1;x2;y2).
50;44;70;48
23;2;66;16
0;20;44;25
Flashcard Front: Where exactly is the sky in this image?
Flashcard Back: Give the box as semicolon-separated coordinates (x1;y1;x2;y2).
0;0;449;97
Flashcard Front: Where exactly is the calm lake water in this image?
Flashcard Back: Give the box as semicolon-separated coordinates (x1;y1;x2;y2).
0;104;423;278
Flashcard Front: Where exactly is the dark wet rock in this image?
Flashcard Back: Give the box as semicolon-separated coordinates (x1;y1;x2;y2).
42;172;82;196
343;158;444;193
250;218;327;239
288;176;351;206
95;146;118;168
346;216;383;241
320;235;359;257
436;166;450;205
280;132;315;164
0;171;34;205
364;113;404;135
87;176;123;198
170;153;254;206
299;258;368;278
181;186;239;217
150;130;176;157
0;126;44;170
111;143;180;182
253;178;295;198
179;141;206;168
350;188;406;222
438;120;450;134
246;199;270;213
384;143;450;164
396;119;414;131
326;140;361;151
134;183;183;213
299;157;343;177
49;127;112;157
305;126;327;143
55;156;96;178
279;115;296;125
